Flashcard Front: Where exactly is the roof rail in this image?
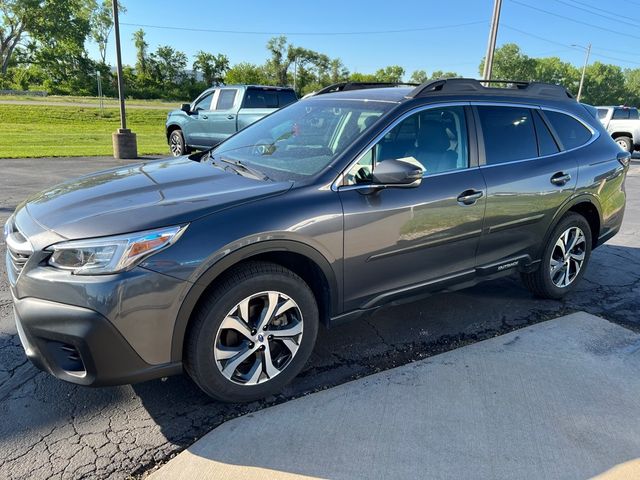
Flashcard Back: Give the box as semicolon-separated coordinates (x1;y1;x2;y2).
406;78;574;100
311;81;419;96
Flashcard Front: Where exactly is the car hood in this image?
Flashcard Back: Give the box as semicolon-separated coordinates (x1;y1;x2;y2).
21;156;292;240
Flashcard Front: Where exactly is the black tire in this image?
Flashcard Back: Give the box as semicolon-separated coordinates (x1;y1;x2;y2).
521;213;592;299
168;129;189;156
615;136;633;153
185;261;319;403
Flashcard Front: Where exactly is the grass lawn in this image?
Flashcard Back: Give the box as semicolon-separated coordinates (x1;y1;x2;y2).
0;104;170;158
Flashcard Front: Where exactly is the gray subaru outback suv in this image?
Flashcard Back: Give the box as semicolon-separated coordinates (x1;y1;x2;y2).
5;79;629;402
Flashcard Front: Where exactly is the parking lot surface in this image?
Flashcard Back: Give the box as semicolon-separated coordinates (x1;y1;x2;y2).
0;157;639;479
151;312;640;480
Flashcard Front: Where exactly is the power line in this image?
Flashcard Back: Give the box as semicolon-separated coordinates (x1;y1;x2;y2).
561;0;640;25
510;0;640;41
119;20;487;36
502;24;640;66
554;0;639;29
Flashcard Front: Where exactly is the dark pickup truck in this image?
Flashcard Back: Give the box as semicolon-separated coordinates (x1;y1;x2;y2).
166;85;297;156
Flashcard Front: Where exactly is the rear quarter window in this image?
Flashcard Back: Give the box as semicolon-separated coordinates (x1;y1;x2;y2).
543;111;593;150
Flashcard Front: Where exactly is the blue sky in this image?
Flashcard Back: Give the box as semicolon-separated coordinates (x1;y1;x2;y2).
92;0;640;78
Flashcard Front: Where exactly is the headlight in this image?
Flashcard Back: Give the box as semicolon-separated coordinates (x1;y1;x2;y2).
47;225;187;275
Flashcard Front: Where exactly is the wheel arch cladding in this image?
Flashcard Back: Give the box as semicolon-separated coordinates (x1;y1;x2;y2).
166;124;181;141
170;240;338;361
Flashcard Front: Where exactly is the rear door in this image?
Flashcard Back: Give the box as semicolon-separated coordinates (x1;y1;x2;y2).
474;104;592;270
339;104;487;311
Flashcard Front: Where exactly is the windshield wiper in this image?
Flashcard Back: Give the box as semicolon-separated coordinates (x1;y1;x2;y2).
217;157;270;181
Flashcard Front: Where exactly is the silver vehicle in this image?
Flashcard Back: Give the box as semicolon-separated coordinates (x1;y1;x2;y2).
596;106;640;152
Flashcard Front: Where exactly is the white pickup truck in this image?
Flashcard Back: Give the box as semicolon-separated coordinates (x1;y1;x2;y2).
596;106;640;152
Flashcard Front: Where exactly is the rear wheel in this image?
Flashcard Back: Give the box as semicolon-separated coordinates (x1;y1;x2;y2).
169;129;189;156
185;261;319;402
615;136;633;153
521;213;592;299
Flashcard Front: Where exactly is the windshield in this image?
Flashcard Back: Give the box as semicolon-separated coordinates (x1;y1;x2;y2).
210;99;396;182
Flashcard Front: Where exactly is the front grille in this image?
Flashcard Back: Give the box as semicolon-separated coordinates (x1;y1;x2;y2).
4;218;33;281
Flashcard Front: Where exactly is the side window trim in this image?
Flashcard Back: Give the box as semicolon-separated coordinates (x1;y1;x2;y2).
332;101;473;191
536;109;565;151
533;109;562;153
472;102;598;168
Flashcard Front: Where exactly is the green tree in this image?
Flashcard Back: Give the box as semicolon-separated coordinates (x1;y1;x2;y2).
225;62;269;85
374;65;405;83
132;28;148;76
580;62;626;105
624;68;640;106
410;69;428;83
149;45;187;87
89;0;125;64
193;51;229;86
534;57;578;89
479;43;536;81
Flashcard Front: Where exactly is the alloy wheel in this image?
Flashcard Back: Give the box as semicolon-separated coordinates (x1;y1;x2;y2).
214;291;304;386
549;226;586;288
169;133;183;156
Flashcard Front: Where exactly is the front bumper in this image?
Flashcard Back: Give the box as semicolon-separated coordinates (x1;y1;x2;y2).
12;295;182;386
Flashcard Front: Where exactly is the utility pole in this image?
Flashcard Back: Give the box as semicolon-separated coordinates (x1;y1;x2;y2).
111;0;137;159
482;0;503;82
574;43;591;102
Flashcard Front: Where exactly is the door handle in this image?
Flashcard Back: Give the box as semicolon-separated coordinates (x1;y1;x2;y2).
457;189;483;205
227;115;235;120
550;172;571;186
201;114;208;119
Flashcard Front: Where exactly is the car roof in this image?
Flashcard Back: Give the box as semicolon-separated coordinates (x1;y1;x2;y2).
310;87;412;103
310;79;575;105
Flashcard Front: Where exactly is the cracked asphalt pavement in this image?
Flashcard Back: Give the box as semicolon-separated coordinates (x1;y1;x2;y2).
0;157;639;479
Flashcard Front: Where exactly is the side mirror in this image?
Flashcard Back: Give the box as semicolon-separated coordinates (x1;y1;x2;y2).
372;159;424;187
180;103;192;114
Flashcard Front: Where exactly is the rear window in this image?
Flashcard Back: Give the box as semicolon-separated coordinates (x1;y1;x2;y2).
613;108;630;119
244;89;296;109
278;90;297;107
477;106;538;165
543;111;592;150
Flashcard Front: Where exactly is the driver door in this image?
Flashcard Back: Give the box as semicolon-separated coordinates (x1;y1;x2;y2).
338;105;487;311
183;90;215;148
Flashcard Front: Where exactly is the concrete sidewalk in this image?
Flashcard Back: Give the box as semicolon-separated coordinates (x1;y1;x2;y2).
149;313;640;480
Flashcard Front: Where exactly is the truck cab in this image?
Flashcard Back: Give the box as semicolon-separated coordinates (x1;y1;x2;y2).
596;106;640;152
166;85;297;156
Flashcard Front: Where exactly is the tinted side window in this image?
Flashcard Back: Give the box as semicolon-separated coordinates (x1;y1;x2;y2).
544;111;592;150
193;92;213;111
244;90;279;108
533;110;560;156
278;90;297;107
216;89;237;110
612;108;629;119
631;109;639;120
597;108;608;120
477;106;537;165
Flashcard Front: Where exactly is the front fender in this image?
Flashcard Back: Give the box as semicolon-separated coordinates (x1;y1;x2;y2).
169;238;340;361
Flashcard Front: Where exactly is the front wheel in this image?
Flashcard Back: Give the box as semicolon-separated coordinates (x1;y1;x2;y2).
185;261;319;402
168;129;189;156
521;213;592;299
